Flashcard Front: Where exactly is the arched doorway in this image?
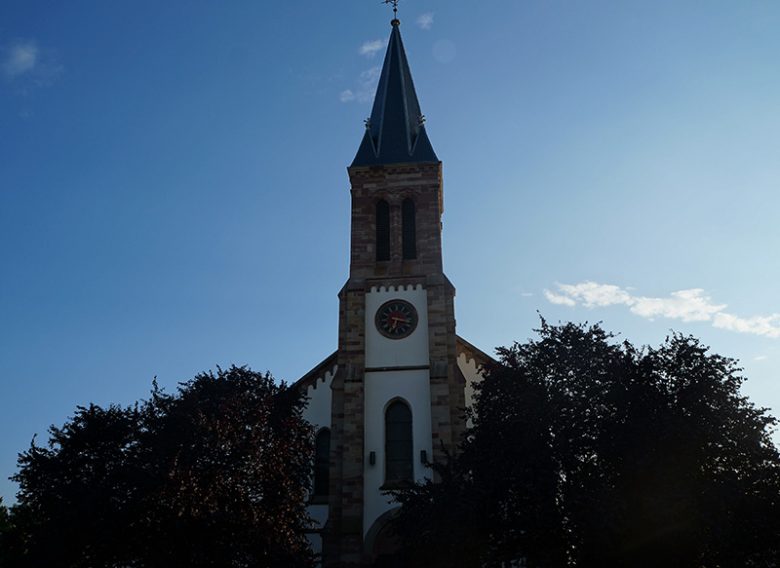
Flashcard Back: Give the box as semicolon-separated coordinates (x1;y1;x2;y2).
365;508;407;567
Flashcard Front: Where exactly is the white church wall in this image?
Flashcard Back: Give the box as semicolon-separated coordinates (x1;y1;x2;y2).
305;503;328;563
365;285;429;369
458;353;484;411
363;285;433;536
302;365;337;430
302;365;336;563
363;368;433;537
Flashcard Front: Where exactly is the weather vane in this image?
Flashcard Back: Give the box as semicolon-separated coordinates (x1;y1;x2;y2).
383;0;400;20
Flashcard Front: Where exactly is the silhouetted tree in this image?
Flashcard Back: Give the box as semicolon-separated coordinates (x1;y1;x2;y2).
0;497;11;565
392;322;780;568
2;367;315;568
0;499;7;537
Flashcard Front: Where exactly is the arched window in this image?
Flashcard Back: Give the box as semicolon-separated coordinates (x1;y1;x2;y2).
402;198;416;260
313;428;330;497
376;200;390;261
385;401;413;484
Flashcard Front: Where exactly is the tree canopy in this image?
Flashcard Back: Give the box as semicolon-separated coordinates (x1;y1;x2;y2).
392;321;780;568
0;366;315;568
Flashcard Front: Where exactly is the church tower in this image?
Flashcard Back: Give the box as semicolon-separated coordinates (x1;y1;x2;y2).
331;15;464;564
297;16;489;567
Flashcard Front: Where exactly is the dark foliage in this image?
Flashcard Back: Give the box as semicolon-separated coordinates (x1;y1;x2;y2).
1;366;315;568
392;321;780;568
0;497;10;565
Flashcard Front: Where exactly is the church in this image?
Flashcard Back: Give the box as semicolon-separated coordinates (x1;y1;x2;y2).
295;15;492;567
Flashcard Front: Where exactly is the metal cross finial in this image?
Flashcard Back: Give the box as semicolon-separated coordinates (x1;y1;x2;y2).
383;0;399;20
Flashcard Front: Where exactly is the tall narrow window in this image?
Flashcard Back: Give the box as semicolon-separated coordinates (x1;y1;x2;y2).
376;200;390;261
402;198;417;260
313;428;330;497
385;401;413;484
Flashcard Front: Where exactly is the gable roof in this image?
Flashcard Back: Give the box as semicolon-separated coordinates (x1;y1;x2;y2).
456;335;496;367
294;335;495;393
293;350;337;392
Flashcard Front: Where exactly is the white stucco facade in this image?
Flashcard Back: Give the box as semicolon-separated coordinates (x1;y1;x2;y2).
364;285;429;369
302;365;337;431
302;365;337;560
363;284;432;536
363;368;433;536
297;284;491;562
458;352;484;411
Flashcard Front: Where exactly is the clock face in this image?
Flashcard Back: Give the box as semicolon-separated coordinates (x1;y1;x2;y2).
375;299;419;339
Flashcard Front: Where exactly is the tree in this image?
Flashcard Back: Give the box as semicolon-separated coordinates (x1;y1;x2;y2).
2;366;315;568
0;497;12;565
392;322;780;568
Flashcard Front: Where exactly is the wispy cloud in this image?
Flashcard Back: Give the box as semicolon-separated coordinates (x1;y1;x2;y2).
544;281;780;339
544;290;576;306
3;40;63;89
713;313;780;339
755;355;769;362
417;13;434;30
554;282;633;309
3;41;38;78
631;289;725;322
339;65;381;104
359;39;384;58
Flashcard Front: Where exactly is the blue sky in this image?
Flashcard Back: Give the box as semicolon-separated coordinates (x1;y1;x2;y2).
2;1;779;502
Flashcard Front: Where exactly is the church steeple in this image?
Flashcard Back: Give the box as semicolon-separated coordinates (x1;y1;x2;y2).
296;10;470;565
352;19;438;167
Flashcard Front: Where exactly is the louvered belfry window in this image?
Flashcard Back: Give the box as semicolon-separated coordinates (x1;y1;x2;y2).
402;198;417;260
376;200;391;261
385;401;413;484
313;428;330;497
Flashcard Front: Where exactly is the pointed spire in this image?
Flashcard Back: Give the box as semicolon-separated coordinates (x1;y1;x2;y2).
352;19;438;167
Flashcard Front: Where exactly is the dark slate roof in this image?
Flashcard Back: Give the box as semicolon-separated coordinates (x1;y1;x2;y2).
352;19;439;167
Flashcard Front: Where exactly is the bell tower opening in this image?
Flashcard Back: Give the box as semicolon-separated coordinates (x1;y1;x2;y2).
376;199;391;262
401;198;416;260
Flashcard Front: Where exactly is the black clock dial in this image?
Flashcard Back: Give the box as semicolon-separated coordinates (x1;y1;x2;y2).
375;299;418;339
